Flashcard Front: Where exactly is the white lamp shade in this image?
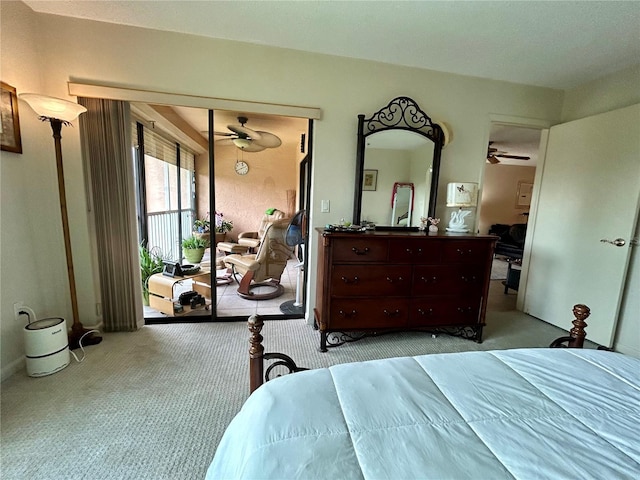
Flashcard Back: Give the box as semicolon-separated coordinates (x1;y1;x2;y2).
446;182;478;207
19;94;87;122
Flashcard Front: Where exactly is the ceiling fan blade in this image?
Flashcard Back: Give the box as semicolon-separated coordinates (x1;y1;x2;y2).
252;131;282;148
495;154;531;160
487;156;500;164
228;124;262;140
213;131;235;137
215;138;236;146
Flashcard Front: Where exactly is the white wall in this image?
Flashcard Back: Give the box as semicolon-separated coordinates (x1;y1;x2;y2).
561;65;640;123
9;2;639;376
479;164;536;234
1;1;99;379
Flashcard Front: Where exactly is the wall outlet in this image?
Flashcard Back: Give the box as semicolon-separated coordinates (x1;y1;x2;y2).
13;301;24;320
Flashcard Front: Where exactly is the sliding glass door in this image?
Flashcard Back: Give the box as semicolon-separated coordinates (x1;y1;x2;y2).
133;120;196;262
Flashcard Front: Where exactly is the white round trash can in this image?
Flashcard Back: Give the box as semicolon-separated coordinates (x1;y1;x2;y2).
24;317;70;377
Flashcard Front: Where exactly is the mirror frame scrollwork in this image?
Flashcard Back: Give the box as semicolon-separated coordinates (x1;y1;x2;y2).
353;96;444;228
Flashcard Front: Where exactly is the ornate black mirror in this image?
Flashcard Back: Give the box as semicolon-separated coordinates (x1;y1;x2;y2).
353;97;444;229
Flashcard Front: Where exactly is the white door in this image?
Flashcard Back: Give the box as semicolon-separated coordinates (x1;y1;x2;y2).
523;104;640;347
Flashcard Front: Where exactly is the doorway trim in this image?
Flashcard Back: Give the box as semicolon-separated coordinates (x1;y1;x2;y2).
484;114;552;311
68;82;322;119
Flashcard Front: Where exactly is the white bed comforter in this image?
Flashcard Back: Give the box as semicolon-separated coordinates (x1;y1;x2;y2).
207;349;640;479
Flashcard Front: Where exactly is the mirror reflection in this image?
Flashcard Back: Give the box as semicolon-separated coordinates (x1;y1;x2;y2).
391;182;415;226
353;96;444;228
361;130;432;227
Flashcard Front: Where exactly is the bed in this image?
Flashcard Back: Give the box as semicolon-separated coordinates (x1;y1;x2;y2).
206;309;640;479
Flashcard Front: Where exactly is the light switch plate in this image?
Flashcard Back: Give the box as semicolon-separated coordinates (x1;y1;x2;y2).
321;200;330;213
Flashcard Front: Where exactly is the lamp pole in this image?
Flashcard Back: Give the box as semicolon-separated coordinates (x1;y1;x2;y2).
50;118;92;347
20;94;102;349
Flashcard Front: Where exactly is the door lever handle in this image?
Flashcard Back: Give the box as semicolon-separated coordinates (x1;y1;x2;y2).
600;238;626;247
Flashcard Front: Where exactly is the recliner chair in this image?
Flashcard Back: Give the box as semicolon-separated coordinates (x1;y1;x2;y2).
217;208;286;255
223;218;294;300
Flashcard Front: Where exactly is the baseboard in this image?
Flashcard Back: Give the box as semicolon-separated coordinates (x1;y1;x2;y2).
1;357;25;382
613;341;640;359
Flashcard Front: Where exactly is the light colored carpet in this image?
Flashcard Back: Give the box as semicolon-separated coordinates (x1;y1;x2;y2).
491;256;509;280
1;284;589;479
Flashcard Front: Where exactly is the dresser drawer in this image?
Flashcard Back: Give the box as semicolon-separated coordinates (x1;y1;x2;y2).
331;265;411;296
331;237;388;262
413;265;485;296
412;266;454;295
389;238;441;263
442;240;491;263
330;298;408;329
448;265;486;295
409;297;481;326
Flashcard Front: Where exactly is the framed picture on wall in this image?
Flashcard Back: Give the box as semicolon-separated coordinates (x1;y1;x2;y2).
363;169;378;191
1;82;22;154
516;181;533;207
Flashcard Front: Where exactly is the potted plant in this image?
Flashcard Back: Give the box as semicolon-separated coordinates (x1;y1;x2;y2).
139;244;166;306
193;214;211;246
182;235;207;264
214;211;234;244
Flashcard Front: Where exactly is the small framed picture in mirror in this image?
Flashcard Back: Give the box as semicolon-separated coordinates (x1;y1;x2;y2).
363;169;378;191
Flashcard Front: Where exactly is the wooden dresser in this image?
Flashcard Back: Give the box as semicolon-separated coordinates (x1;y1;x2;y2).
314;228;497;351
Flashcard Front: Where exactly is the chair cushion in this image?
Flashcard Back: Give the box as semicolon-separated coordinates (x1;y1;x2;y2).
217;242;248;254
223;254;259;272
238;238;261;248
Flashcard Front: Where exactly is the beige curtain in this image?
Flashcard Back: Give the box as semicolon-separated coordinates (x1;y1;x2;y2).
78;98;142;332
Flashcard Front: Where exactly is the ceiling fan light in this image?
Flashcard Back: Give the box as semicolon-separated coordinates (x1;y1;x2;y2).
233;138;252;149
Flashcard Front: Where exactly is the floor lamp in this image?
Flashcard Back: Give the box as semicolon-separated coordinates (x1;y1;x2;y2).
20;94;102;350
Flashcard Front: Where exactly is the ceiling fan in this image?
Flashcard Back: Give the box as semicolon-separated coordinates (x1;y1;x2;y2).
487;141;531;164
214;116;282;152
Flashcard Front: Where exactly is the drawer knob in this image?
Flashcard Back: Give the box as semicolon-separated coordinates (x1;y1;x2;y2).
457;307;472;313
420;276;437;283
386;276;404;283
418;308;433;316
352;247;370;255
405;248;423;255
461;276;477;283
339;310;357;317
341;276;359;284
383;309;401;317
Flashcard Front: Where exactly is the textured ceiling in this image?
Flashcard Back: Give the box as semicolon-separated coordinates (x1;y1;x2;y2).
23;0;640;90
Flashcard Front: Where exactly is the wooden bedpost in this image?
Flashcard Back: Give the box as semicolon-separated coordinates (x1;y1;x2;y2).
549;304;591;348
567;304;590;348
248;314;264;394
